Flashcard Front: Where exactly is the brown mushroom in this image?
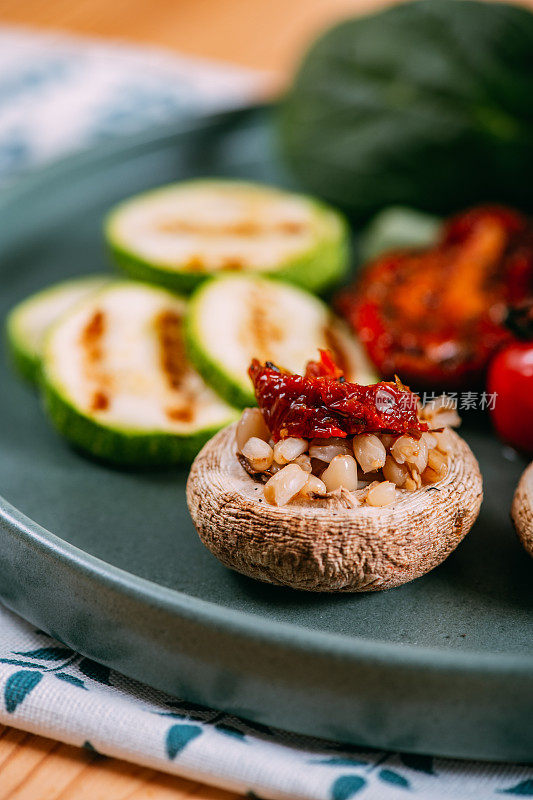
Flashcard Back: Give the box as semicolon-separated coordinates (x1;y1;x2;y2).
512;462;533;557
187;424;483;592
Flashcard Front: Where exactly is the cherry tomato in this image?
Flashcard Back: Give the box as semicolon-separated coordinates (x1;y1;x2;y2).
487;342;533;454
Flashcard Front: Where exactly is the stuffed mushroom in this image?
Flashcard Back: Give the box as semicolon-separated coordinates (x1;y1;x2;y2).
187;351;483;592
512;462;533;557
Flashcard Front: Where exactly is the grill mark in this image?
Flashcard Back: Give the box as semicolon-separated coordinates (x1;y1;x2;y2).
91;391;109;411
80;310;105;365
80;309;110;414
156;310;187;391
186;255;246;272
157;218;306;237
155;309;197;425
166;405;194;423
241;289;284;362
185;255;206;271
220;256;245;271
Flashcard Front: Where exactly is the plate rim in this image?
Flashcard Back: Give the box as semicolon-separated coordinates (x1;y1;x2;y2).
1;495;532;674
0;104;266;216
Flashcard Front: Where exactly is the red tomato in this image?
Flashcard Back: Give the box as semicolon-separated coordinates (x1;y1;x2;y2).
487;342;533;454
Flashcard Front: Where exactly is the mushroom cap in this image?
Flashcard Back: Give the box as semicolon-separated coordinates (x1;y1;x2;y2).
512;461;533;557
187;424;483;592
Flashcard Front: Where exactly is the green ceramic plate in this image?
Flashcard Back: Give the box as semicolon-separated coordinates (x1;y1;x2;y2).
0;106;532;762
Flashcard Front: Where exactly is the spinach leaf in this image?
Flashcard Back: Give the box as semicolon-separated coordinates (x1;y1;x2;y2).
280;0;533;219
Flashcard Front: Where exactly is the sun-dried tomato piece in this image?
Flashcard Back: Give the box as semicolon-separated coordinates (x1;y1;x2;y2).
303;348;344;380
337;205;533;388
248;352;426;441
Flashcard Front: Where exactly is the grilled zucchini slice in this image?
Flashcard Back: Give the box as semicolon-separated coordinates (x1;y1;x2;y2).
105;179;348;294
41;282;238;466
6;275;110;384
185;274;377;408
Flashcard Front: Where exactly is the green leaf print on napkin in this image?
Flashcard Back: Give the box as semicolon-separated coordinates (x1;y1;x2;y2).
331;775;367;799
501;780;533;796
166;724;202;759
4;670;43;712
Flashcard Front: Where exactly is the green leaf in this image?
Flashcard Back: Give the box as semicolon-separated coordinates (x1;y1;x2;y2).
379;769;410;789
315;757;367;767
280;0;533;219
331;775;367;799
400;753;435;774
0;658;46;668
78;658;111;685
14;647;72;661
166;724;202;760
158;711;187;719
501;780;533;796
55;673;87;689
4;670;43;712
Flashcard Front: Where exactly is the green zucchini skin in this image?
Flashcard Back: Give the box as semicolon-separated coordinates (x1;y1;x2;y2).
41;376;234;468
271;226;350;295
6;275;111;386
185;284;256;409
106;241;206;295
5;317;40;385
105;179;349;295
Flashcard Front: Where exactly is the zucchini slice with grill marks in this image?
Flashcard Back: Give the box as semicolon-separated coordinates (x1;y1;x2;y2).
41;282;238;466
6;275;110;384
185;274;377;408
105;179;348;294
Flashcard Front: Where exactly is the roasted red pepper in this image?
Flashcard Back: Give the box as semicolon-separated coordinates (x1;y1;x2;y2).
337;205;533;388
249;350;426;441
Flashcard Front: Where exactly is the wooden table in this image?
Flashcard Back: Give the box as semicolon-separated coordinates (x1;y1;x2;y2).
0;725;236;799
1;0;532;796
0;0;386;74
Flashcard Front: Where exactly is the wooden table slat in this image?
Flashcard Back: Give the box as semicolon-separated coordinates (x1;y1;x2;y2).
0;727;241;799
